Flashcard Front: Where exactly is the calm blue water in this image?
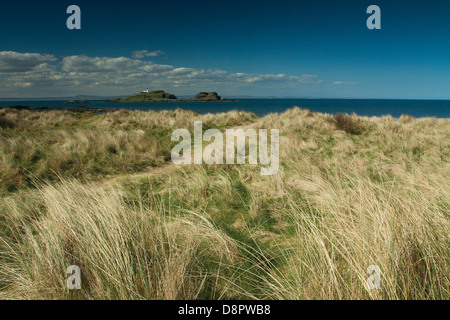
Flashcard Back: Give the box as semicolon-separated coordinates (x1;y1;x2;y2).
1;99;449;118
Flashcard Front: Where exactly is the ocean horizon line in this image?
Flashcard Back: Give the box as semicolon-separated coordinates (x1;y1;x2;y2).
1;98;449;118
1;97;449;101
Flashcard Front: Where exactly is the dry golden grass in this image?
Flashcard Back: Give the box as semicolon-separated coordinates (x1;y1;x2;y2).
0;180;246;300
0;108;256;193
0;106;448;300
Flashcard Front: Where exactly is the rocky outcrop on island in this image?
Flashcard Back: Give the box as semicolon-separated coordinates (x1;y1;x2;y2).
192;92;228;101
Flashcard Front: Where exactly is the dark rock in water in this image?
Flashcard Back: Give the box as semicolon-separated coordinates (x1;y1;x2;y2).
193;92;222;101
192;92;235;102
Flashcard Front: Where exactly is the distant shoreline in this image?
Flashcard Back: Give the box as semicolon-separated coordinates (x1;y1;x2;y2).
0;105;116;113
1;98;449;118
1;104;449;119
106;99;237;103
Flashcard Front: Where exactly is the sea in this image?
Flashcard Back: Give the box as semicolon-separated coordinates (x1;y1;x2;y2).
0;99;449;118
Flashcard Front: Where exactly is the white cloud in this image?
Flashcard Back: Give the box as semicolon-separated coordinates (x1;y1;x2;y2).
333;81;359;85
0;51;322;97
132;50;166;59
0;51;56;73
12;82;32;88
62;56;144;73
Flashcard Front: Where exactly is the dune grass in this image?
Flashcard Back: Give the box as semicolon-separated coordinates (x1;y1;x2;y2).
0;106;448;300
0;107;256;193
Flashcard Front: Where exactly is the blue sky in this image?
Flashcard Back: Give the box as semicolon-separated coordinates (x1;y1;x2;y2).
0;0;449;99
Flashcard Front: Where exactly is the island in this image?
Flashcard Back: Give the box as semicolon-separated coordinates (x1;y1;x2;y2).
65;100;89;104
107;90;235;102
192;92;230;101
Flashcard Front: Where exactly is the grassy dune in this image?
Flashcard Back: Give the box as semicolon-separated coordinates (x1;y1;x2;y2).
0;106;449;300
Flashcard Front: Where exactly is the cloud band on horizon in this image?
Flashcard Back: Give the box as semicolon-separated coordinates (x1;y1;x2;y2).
0;51;322;98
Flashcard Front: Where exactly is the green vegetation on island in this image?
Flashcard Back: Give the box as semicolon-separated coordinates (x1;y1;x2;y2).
108;90;180;102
